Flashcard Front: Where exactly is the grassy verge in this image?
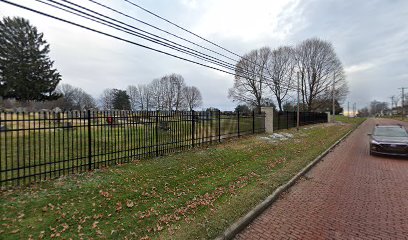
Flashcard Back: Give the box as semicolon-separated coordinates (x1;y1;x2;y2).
385;116;408;123
334;115;366;125
0;121;360;239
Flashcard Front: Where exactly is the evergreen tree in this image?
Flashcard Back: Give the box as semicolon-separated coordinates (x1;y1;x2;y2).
0;17;61;101
112;89;131;110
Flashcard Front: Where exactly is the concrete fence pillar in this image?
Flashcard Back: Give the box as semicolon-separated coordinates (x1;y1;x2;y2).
325;112;331;123
261;107;274;134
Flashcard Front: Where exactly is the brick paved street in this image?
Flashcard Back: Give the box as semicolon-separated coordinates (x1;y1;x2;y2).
235;118;408;240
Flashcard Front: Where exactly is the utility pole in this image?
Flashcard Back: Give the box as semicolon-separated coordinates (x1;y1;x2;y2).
297;72;300;131
347;102;350;118
332;72;336;122
390;96;395;116
399;87;407;119
354;103;356;117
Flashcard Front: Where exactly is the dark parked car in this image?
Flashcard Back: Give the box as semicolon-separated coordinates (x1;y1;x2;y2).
369;125;408;157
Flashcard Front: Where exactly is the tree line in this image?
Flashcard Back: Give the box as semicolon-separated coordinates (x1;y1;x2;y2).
229;38;349;113
99;74;202;111
40;73;203;111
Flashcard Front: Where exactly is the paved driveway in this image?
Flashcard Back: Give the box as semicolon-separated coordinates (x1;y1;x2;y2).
235;118;408;240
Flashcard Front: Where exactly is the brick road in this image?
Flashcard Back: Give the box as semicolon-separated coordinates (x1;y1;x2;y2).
235;118;408;240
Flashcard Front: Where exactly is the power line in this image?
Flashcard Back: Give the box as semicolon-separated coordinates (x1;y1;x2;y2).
37;0;238;71
34;0;298;91
37;0;286;85
122;0;276;79
71;0;290;89
87;0;241;65
123;0;244;60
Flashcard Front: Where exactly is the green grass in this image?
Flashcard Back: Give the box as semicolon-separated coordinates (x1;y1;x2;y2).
334;115;366;125
0;121;358;239
383;116;408;123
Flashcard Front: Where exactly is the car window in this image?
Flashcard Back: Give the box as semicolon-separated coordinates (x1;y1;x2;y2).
373;127;408;137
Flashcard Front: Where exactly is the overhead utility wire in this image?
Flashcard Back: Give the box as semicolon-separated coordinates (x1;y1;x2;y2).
38;0;289;86
0;0;276;87
87;0;241;65
57;0;286;86
123;0;299;91
122;0;277;78
123;0;246;61
38;0;237;71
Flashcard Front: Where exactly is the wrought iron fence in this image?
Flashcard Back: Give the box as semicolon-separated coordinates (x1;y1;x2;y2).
273;111;328;130
0;110;265;187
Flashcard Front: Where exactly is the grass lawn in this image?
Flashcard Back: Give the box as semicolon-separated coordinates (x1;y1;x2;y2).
385;116;408;123
334;115;366;125
0;119;363;239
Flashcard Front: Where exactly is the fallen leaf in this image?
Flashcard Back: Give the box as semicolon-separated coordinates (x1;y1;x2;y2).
116;202;122;212
157;225;163;231
92;221;99;229
126;200;134;208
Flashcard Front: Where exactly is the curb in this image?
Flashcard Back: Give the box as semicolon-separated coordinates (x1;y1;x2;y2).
215;122;362;240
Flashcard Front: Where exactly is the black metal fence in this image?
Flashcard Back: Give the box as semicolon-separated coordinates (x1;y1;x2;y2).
273;111;328;130
0;110;265;187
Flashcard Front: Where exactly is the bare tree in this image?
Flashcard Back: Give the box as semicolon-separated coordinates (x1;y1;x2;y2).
169;74;186;111
229;47;270;110
78;92;96;110
56;83;96;110
183;86;202;111
150;74;186;111
56;83;77;110
370;100;388;116
127;85;140;111
99;88;115;110
150;78;165;110
137;84;153;111
266;46;296;111
295;38;348;111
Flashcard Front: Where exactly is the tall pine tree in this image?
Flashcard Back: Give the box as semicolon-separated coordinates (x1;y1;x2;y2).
112;89;131;110
0;17;61;101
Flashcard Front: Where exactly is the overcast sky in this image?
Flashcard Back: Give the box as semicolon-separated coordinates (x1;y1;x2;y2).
1;0;407;111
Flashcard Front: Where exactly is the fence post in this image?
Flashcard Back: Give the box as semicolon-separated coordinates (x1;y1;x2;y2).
260;107;274;134
218;110;221;142
87;110;92;171
237;110;240;137
286;111;289;129
192;110;195;147
252;110;255;134
155;111;159;157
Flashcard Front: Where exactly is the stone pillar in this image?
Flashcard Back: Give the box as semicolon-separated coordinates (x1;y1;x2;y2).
325;112;331;123
261;107;274;134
